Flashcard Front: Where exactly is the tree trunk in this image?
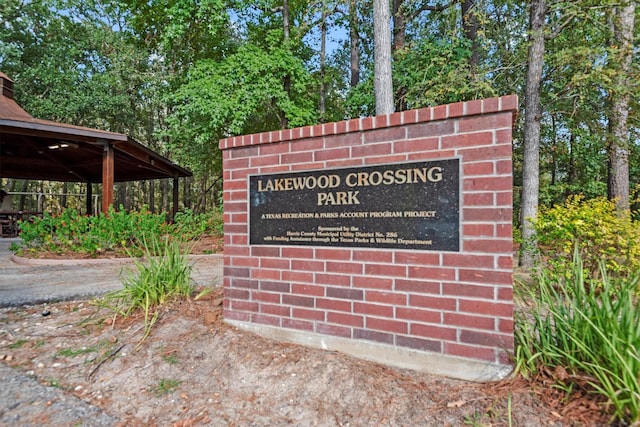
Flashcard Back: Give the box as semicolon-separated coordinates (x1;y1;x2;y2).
520;0;546;268
280;0;291;129
282;0;290;41
461;0;479;68
183;177;191;210
349;0;360;88
566;132;576;194
61;182;68;209
161;178;169;214
319;3;327;122
392;0;407;111
18;180;27;211
117;182;130;211
148;180;155;213
373;0;394;115
392;0;405;52
607;0;634;212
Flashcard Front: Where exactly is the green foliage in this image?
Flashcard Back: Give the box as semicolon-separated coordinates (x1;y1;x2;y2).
394;37;496;109
14;206;221;258
97;235;195;347
16;207;168;258
169;44;317;130
514;252;640;424
3;0;639;227
173;208;223;241
345;74;375;118
532;196;640;280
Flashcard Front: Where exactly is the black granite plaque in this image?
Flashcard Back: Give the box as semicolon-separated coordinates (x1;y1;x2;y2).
249;158;460;251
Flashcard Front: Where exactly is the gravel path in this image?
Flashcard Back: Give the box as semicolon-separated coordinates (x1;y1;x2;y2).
0;363;118;426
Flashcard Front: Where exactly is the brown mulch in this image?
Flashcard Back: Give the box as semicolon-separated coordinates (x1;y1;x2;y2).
15;235;224;259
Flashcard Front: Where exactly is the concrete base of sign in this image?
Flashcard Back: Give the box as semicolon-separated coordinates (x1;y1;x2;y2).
226;319;513;383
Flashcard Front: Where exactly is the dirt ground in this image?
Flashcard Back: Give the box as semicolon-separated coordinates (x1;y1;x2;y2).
0;237;609;426
0;283;610;427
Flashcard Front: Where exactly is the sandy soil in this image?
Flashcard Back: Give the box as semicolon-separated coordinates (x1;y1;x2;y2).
0;284;608;427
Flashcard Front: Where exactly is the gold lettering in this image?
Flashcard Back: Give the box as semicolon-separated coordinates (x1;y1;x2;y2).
259;164;444;193
292;176;306;190
317;191;360;206
394;169;407;184
369;171;383;185
412;168;427;183
383;170;395;185
427;166;442;182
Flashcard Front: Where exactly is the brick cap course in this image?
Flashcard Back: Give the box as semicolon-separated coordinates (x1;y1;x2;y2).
226;318;513;382
219;95;518;150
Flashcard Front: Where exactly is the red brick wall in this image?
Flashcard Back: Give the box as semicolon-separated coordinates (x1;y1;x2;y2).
219;96;517;370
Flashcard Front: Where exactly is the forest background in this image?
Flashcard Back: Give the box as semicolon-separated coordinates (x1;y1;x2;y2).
0;0;638;256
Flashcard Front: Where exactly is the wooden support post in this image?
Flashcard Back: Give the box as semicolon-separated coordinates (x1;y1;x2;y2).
102;142;114;214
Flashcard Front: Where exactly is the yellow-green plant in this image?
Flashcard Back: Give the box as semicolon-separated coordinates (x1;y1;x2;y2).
532;195;640;281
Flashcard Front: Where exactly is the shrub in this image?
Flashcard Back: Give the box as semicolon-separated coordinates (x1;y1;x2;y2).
531;196;640;281
173;208;223;241
17;207;172;257
15;206;222;258
514;252;640;424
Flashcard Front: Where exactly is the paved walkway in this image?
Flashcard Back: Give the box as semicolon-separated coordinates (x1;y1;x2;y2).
0;238;224;424
0;237;223;307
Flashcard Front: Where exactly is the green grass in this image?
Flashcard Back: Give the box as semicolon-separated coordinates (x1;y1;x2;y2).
163;354;179;365
514;250;640;424
47;378;62;388
8;339;27;349
56;346;97;358
151;378;182;396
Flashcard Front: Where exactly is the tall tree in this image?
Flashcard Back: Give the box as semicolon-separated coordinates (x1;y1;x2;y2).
348;0;361;88
520;0;546;267
373;0;394;115
461;0;479;68
607;0;635;212
319;2;328;122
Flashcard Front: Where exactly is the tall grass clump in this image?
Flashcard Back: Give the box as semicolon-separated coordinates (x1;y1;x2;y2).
97;235;195;346
515;251;640;423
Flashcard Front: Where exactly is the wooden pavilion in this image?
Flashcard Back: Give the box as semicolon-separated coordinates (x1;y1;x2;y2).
0;72;191;218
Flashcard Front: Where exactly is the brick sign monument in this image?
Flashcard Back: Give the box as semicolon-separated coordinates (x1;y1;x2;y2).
219;96;517;381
